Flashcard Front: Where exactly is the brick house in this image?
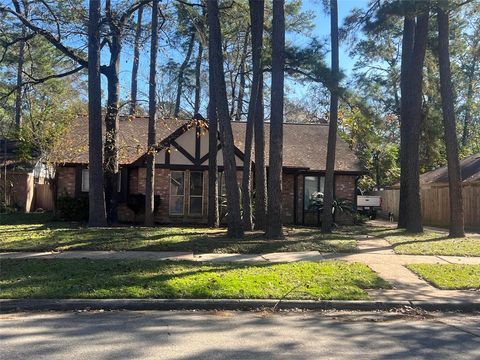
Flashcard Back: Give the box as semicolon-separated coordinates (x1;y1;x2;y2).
50;116;366;225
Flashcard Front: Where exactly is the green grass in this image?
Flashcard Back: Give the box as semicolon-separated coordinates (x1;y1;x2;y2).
407;264;480;290
0;259;390;300
367;227;480;257
0;213;357;254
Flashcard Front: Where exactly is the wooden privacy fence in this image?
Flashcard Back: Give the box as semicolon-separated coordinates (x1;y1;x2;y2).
378;184;480;228
34;181;54;211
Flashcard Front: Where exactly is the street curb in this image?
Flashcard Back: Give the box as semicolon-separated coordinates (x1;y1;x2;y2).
1;299;479;313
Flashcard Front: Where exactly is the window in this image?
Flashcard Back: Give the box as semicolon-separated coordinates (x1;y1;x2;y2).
218;172;227;197
82;169;121;193
81;169;89;192
304;176;325;210
189;171;204;215
169;171;185;215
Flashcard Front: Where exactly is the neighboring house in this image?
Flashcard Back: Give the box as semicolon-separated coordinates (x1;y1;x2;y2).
381;153;480;228
419;153;480;188
0;139;53;212
49;116;366;225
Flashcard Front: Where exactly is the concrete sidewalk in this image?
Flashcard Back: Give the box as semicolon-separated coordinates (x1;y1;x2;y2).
368;219;480;236
1;234;479;305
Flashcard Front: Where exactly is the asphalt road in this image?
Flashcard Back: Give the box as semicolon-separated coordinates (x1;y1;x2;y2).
1;310;480;360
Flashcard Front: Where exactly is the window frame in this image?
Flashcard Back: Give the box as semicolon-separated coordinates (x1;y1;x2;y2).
303;175;325;211
169;171;185;215
188;171;204;215
81;169;89;193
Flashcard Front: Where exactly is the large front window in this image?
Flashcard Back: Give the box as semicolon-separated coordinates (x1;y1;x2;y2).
189;171;204;215
304;175;325;210
169;171;185;215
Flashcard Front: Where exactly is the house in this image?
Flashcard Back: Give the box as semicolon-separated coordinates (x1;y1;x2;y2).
0;139;54;212
380;153;480;228
419;153;480;188
49;116;366;225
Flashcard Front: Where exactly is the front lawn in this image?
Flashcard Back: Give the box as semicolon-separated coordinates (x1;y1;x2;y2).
0;213;357;253
0;259;390;300
407;264;480;290
368;227;480;257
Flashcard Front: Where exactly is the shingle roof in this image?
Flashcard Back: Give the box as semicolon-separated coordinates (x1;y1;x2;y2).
231;122;365;172
50;116;365;173
49;116;189;165
420;153;480;185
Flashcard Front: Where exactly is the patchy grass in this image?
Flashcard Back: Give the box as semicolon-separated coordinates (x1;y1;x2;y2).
0;259;390;300
367;227;480;257
407;264;480;290
0;213;358;254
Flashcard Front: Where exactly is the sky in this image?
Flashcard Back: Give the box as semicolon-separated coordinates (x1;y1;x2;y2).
112;0;371;113
301;0;369;74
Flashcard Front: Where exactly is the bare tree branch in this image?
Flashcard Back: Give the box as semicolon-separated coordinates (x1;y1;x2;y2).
0;4;88;67
0;65;85;102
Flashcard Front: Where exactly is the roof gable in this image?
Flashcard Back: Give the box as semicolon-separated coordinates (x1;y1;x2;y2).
420;153;480;185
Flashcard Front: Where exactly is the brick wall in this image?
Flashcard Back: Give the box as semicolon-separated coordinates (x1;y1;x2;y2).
57;167;76;196
282;173;295;224
335;175;356;201
56;165;358;226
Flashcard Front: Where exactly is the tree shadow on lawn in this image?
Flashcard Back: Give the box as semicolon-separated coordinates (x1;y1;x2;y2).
2;221;359;254
0;259;385;300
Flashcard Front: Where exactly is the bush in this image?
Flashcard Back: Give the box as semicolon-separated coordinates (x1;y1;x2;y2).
56;193;88;221
0;202;19;214
353;213;369;225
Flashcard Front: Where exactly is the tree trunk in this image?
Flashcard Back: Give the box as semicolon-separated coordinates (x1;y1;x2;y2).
437;6;465;238
240;30;253;230
266;0;285;239
103;36;121;224
235;30;249;121
404;11;429;233
462;62;475;148
321;0;339;234
129;6;143;116
87;0;106;226
207;8;218;228
207;0;243;238
14;0;28;129
251;0;266;231
243;0;265;231
397;15;415;229
207;99;219;228
194;39;203;115
103;0;122;225
145;0;159;226
174;32;195;117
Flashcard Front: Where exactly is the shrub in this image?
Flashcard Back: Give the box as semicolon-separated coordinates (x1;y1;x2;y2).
0;202;19;214
56;193;88;221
